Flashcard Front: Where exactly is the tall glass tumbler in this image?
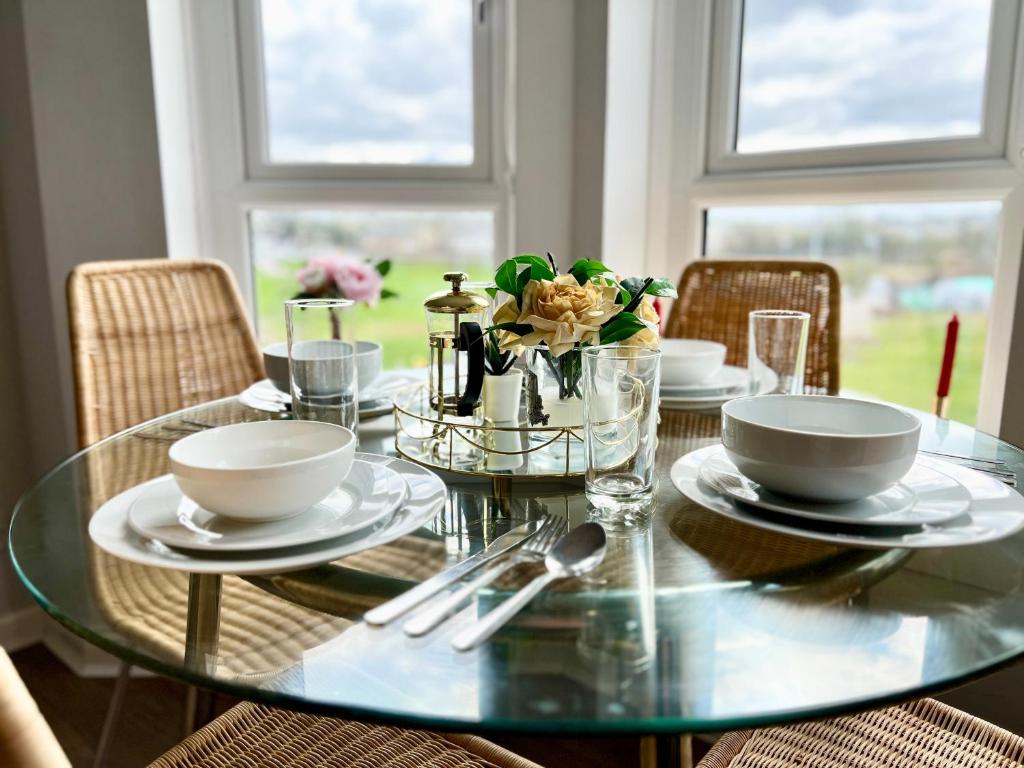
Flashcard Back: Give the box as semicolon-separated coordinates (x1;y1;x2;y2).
748;310;810;396
285;299;359;431
583;346;661;515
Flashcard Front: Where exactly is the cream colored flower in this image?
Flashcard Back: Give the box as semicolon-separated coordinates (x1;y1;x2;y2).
497;275;622;357
630;296;661;348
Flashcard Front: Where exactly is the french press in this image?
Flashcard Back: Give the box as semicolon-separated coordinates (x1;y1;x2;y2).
424;272;488;420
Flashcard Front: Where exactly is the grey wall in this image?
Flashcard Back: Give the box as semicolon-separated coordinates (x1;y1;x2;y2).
0;0;167;617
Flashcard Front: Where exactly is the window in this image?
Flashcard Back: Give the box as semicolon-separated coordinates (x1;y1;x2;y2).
173;0;508;370
706;0;1019;171
632;0;1024;433
251;209;494;368
705;201;1002;423
237;0;493;179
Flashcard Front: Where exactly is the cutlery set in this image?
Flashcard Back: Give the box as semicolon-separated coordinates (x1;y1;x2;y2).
365;516;607;651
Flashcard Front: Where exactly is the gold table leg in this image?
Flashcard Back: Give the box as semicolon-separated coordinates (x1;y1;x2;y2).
641;735;693;768
183;573;222;735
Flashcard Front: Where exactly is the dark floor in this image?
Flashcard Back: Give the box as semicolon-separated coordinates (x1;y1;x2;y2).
11;643;667;767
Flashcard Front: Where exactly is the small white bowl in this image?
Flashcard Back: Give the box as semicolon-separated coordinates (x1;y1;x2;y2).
263;340;383;394
721;395;921;502
168;421;356;521
660;339;727;386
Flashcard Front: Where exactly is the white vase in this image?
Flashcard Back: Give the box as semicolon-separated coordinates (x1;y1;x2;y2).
482;369;524;423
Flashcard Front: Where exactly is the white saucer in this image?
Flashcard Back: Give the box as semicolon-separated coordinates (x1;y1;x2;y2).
127;460;407;552
670;445;1024;549
88;453;446;574
697;445;971;527
241;372;420;418
662;365;747;395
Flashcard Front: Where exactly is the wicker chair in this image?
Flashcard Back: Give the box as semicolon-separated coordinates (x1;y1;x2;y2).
697;698;1024;768
664;260;841;395
0;648;70;768
67;259;536;767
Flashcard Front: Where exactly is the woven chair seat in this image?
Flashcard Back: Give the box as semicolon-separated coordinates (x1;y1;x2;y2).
149;702;542;768
698;699;1024;768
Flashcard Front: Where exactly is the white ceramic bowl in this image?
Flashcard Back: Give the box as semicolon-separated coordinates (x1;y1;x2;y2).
168;421;356;521
720;395;921;502
660;339;727;386
263;340;383;394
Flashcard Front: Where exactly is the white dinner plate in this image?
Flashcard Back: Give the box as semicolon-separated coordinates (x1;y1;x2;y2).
670;445;1024;549
88;453;446;574
697;444;971;527
661;365;747;396
127;460;407;552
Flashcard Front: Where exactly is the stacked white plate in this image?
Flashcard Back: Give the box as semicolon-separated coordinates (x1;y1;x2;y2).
660;366;777;411
88;453;446;574
671;444;1024;548
240;370;421;419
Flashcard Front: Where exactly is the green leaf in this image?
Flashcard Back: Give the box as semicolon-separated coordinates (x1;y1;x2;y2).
493;254;555;297
599;312;647;345
645;277;677;298
485;286;498;299
494;259;520;296
568;259;611;286
380;288;399;300
375;259;392;277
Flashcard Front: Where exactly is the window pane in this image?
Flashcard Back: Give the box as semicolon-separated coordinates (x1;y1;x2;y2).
251;209;494;368
258;0;474;164
736;0;991;153
704;201;1001;424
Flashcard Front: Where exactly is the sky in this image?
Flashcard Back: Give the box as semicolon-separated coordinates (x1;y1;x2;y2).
260;0;473;164
737;0;992;152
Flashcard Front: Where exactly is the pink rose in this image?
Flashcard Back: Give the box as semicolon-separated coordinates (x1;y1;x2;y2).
333;256;383;305
296;264;329;294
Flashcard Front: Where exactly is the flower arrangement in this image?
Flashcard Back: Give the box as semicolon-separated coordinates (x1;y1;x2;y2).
488;254;675;421
293;254;396;306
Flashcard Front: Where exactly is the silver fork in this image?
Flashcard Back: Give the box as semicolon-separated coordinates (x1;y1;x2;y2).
403;515;564;637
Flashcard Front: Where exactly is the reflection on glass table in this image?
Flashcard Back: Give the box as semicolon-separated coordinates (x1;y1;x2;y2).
10;398;1024;738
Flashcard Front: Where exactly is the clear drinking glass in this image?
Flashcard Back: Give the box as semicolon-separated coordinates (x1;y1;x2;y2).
285;298;359;431
748;310;810;396
582;346;661;515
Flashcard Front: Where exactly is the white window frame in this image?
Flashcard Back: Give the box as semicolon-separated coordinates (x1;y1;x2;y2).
620;0;1024;436
154;0;511;329
706;0;1021;174
234;0;494;182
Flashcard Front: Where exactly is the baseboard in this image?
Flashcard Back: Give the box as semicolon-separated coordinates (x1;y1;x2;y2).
0;605;45;651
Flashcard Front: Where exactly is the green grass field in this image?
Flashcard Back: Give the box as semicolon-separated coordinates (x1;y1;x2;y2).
842;312;985;424
257;266;985;424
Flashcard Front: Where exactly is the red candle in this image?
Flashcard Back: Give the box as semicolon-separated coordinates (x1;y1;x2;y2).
936;314;959;399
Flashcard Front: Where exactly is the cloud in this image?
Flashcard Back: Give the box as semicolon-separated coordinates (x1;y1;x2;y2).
259;0;474;164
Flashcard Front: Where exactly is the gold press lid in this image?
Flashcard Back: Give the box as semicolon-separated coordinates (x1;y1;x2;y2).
424;272;490;315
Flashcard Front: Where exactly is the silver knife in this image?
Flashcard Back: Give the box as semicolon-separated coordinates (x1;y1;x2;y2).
363;520;544;626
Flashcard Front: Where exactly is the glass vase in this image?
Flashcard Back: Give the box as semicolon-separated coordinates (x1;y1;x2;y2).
524;346;585;473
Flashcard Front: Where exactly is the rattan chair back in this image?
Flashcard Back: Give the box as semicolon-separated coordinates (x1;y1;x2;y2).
664;260;840;395
67;259;263;446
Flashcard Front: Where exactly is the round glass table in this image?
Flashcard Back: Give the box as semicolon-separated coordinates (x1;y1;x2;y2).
10;398;1024;761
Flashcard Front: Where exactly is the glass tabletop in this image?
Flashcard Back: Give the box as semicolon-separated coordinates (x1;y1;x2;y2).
10;398;1024;736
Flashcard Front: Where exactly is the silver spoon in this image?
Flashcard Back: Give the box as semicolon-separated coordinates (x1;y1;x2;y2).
450;522;607;652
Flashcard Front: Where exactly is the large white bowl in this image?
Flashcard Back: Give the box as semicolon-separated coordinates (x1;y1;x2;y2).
168;421;356;521
263;340;383;394
660;339;727;386
720;395;921;502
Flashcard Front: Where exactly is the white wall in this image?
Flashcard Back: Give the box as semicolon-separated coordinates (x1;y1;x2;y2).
0;0;168;631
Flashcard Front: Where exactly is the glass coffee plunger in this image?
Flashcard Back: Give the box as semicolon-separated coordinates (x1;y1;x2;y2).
424;271;488;421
